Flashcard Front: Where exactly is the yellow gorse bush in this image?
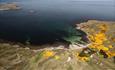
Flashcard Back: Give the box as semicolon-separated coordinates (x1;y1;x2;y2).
42;50;55;58
106;51;115;58
87;24;115;58
89;32;107;45
75;53;89;62
54;55;60;60
88;24;109;51
78;56;89;62
73;24;115;62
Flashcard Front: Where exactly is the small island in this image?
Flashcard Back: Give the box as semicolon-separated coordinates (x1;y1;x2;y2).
0;3;21;11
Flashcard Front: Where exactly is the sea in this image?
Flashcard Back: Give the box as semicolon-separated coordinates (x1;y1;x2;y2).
0;0;115;44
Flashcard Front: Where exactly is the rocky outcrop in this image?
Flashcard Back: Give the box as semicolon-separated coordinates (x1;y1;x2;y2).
76;20;115;51
76;20;115;32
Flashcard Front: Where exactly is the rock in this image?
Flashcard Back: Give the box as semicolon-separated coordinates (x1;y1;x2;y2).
24;47;30;50
66;57;71;62
32;50;40;53
54;45;65;49
12;45;20;48
2;43;10;47
69;44;80;50
69;44;89;50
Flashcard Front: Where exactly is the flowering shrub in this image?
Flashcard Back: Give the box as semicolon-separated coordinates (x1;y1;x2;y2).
76;24;115;62
42;50;55;58
75;53;90;62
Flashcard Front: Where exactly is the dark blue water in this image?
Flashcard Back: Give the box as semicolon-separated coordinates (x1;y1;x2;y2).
0;0;115;44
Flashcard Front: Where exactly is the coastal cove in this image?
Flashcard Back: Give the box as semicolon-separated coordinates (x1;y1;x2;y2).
0;0;115;44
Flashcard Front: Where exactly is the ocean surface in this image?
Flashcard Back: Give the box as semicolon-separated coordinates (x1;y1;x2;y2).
0;0;115;44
